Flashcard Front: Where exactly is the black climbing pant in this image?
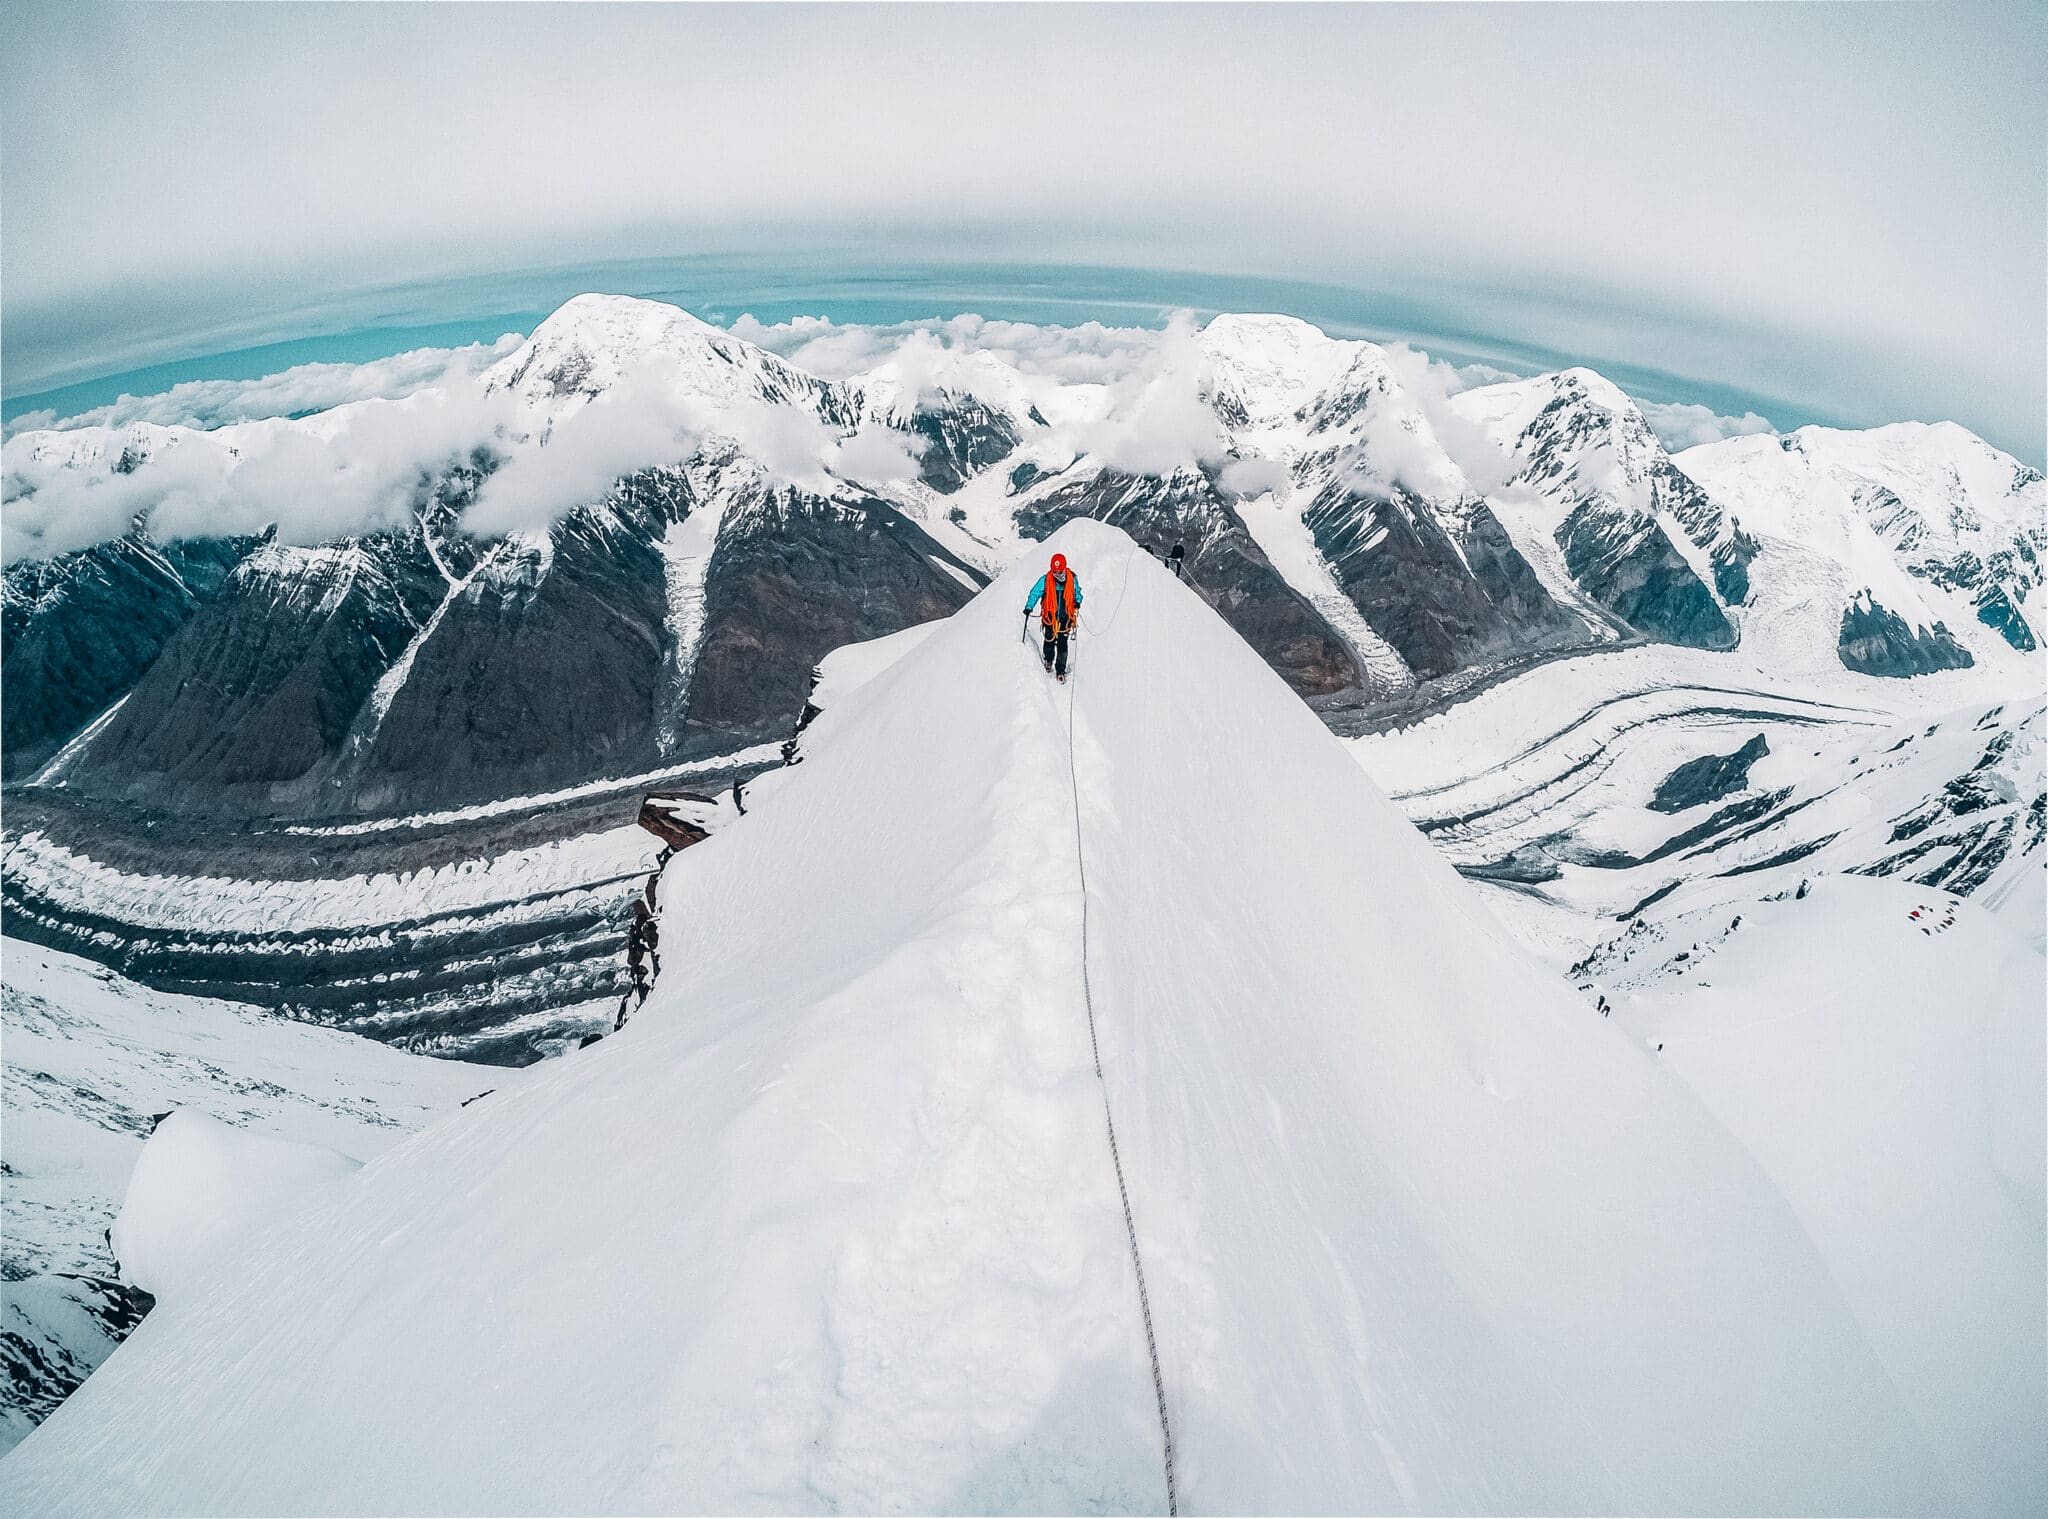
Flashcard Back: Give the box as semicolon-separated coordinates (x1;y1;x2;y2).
1042;624;1070;676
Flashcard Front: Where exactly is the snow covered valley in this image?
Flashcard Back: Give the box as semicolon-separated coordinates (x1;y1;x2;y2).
2;522;2039;1513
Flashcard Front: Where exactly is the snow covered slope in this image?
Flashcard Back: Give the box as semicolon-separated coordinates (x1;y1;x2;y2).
1596;875;2044;1515
0;939;489;1454
1;521;1957;1515
1676;423;2044;674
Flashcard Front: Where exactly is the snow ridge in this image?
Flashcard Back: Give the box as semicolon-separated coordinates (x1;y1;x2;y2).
1063;546;1178;1513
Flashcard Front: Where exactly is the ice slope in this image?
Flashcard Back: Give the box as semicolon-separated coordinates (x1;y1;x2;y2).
0;522;1948;1515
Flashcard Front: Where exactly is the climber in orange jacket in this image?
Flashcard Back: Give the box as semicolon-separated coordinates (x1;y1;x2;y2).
1023;551;1084;681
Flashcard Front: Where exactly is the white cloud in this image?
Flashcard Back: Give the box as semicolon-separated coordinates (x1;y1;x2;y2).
1219;455;1291;497
730;315;901;381
461;373;698;538
0;337;523;440
2;381;515;560
827;423;926;485
1376;343;1516;495
1051;312;1225;477
732;311;1172;394
1636;399;1777;451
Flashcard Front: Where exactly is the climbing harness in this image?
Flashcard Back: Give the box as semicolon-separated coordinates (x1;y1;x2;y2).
1060;548;1177;1514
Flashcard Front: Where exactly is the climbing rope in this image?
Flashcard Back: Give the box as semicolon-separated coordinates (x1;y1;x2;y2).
1061;548;1177;1515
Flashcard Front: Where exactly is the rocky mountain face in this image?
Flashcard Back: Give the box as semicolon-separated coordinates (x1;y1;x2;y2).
1303;477;1582;681
1;531;255;780
63;536;449;812
679;471;983;755
903;394;1024;493
3;297;2040;828
1451;369;1738;650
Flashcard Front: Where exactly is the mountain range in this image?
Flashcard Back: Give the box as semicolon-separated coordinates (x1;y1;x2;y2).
5;295;2040;820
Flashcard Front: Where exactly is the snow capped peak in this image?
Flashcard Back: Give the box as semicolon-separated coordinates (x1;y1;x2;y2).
1199;312;1368;424
1460;366;1645;444
1551;365;1633;409
1782;419;2043;532
1689;416;2045;544
487;294;719;391
546;291;723;339
1199;310;1345;356
483;293;830;417
1452;363;1670;503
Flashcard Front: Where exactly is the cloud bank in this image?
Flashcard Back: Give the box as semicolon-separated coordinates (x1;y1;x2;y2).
1;338;523;441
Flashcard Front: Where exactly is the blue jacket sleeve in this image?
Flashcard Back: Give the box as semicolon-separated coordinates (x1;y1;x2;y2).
1024;575;1046;614
1073;577;1083;608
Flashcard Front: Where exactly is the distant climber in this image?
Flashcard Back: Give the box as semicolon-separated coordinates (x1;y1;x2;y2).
1169;542;1186;579
1024;551;1084;682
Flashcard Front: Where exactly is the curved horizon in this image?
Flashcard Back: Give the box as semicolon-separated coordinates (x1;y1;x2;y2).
5;3;2042;461
5;255;2038;470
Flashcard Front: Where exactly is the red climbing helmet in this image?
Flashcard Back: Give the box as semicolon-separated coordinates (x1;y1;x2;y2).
1049;552;1067;576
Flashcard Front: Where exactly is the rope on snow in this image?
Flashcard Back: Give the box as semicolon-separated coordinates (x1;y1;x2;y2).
1061;547;1177;1514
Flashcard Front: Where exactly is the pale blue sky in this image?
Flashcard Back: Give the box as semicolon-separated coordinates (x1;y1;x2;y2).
4;2;2043;458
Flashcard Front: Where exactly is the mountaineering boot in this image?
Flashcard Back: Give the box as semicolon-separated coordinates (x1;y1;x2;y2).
1043;658;1054;674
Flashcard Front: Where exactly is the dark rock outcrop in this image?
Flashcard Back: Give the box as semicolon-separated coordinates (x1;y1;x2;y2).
1;532;255;779
637;792;717;851
1555;500;1737;650
1837;594;1974;676
1649;733;1769;813
1971;583;2037;652
1307;481;1582;681
1711;523;1760;606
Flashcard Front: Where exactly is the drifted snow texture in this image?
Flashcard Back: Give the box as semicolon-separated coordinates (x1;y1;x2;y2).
0;522;1950;1516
